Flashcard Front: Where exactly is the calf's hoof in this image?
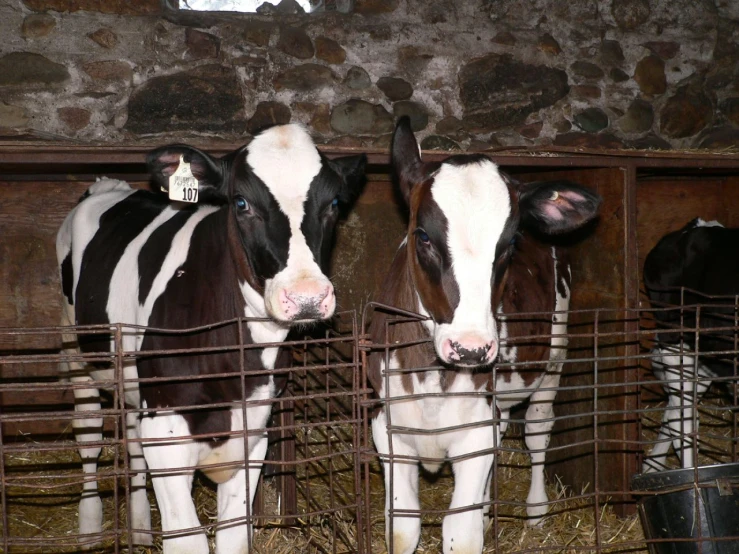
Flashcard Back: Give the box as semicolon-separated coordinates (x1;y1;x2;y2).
78;495;103;548
388;530;419;554
443;514;484;554
131;531;154;547
525;505;548;528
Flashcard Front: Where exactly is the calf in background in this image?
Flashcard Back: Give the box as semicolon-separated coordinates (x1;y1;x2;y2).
643;217;738;472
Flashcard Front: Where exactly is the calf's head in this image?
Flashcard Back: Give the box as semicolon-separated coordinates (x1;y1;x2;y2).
147;124;366;324
391;117;600;367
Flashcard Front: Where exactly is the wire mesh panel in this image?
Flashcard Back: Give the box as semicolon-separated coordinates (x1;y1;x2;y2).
2;302;739;554
640;289;739;472
359;302;739;554
0;313;365;554
283;311;367;553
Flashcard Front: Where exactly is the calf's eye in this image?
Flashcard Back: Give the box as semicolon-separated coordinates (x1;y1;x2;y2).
234;196;250;212
416;229;430;244
332;197;339;207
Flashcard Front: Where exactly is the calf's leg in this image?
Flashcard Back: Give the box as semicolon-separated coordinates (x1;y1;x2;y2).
61;306;105;548
70;373;105;546
215;433;268;554
141;413;208;554
644;348;711;472
524;370;561;527
373;410;421;554
483;411;509;529
125;409;152;545
443;418;496;554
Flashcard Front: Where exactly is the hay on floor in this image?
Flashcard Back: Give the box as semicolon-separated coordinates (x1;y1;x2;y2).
2;426;651;554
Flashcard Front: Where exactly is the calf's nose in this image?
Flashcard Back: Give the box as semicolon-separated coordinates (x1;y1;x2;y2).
279;282;335;321
443;338;498;366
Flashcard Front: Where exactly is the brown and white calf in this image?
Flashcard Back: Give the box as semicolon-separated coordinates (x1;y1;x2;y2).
57;124;365;553
368;117;601;554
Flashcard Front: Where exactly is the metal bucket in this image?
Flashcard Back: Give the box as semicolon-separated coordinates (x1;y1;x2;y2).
632;463;739;554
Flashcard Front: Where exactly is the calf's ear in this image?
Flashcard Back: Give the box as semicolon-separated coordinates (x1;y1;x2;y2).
146;145;225;199
518;180;602;235
329;153;368;206
391;116;425;206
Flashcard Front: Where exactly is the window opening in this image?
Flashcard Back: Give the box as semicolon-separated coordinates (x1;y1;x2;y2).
178;0;353;13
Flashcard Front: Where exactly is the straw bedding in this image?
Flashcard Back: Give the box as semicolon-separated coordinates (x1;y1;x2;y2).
2;432;648;554
4;372;735;553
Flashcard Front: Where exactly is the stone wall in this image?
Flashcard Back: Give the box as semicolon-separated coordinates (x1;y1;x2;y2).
1;0;738;150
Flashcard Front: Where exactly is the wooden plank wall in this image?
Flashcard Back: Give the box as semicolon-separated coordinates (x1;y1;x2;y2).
1;179;97;438
636;174;739;294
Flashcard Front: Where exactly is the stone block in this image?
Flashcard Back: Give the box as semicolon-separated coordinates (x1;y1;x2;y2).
274;63;336;91
186;28;220;60
315;36;346;64
330;99;393;135
82;60;132;82
21;14;56;38
126;64;245;135
88;27;117;48
247;101;291;134
58;107;90;131
377;76;413;101
0;52;69;86
278;26;314;59
633;55;666;96
459;54;569;132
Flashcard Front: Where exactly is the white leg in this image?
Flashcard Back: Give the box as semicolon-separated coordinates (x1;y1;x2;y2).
141;413;208;554
443;421;496;554
524;371;561;527
125;410;152;546
481;466;493;530
523;287;567;527
373;410;421;554
644;349;675;472
643;407;676;473
644;349;712;472
61;305;105;548
71;375;105;545
483;410;509;529
215;434;268;554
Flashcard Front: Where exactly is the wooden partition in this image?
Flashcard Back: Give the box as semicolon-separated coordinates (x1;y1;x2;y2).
636;172;739;288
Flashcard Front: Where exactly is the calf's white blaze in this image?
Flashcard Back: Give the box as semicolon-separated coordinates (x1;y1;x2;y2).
247;124;333;320
429;160;511;361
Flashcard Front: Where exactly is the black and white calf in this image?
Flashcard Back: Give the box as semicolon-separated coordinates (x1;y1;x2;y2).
368;118;601;554
56;124;365;553
643;217;738;472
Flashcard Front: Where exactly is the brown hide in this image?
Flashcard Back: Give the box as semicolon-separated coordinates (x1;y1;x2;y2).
368;231;569;397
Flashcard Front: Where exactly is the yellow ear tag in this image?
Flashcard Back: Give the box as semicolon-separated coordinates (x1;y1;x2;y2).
169;155;199;203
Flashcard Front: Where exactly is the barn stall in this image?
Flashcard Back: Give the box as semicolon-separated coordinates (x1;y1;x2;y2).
1;142;738;553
